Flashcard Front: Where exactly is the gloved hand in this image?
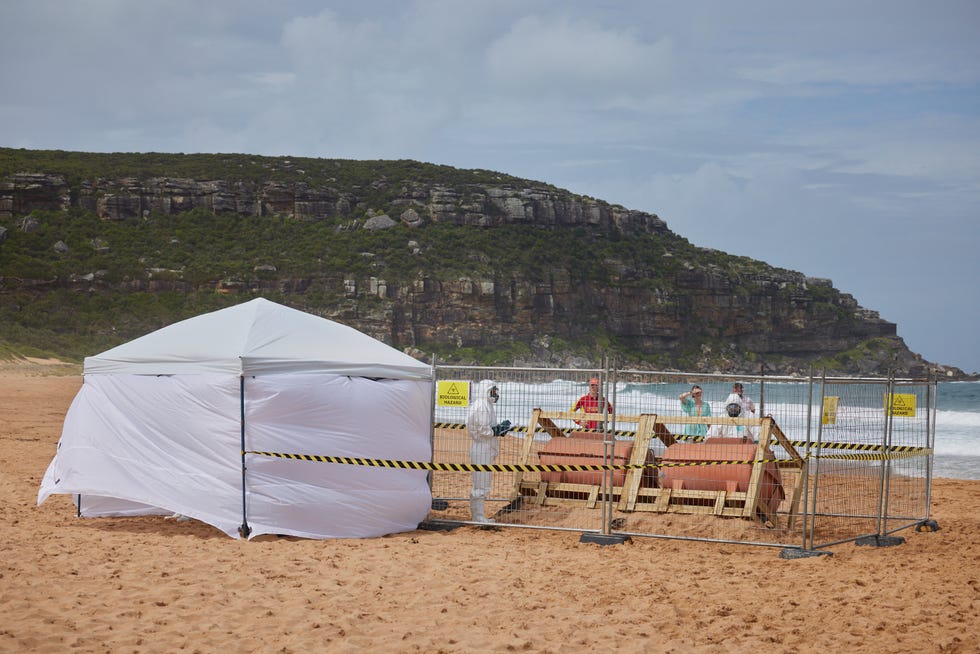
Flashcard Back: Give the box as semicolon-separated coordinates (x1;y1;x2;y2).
492;420;512;437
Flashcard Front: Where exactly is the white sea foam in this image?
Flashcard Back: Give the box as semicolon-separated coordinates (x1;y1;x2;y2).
434;379;979;479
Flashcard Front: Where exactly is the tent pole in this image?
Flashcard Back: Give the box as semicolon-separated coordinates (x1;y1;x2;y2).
428;354;437;499
239;374;251;539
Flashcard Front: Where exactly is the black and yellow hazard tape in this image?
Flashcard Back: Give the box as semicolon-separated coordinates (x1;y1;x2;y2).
433;422;638;439
433;422;930;455
245;451;602;472
247;450;788;471
813;448;932;462
804;442;927;453
247;444;931;471
432;422;469;430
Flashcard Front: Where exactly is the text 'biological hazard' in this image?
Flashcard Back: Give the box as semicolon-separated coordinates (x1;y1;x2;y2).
885;393;916;417
437;380;470;407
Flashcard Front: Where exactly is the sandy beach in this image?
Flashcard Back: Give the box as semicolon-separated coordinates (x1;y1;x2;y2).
1;366;977;653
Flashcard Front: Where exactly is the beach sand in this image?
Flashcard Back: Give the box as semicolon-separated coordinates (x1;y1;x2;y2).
1;367;977;653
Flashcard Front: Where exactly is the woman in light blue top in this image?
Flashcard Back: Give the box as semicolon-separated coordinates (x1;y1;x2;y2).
679;384;711;437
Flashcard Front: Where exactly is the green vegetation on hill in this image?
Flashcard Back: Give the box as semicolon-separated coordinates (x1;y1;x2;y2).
1;147;934;376
0;147;557;213
0;205;754;361
2;208;788;287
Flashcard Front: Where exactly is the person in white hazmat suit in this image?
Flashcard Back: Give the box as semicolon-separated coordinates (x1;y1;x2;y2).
706;401;757;442
468;380;511;523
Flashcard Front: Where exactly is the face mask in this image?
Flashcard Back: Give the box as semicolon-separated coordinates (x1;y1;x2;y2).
489;387;499;403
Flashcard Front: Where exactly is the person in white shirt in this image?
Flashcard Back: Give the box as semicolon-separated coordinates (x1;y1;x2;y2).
726;382;756;417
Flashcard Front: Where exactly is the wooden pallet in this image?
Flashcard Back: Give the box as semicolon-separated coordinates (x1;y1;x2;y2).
510;410;808;528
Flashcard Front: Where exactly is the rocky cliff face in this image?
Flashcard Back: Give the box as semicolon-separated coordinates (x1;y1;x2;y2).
0;172;665;236
370;267;915;375
0;166;961;378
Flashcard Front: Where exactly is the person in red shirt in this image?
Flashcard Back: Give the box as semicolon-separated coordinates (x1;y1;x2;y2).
572;377;613;429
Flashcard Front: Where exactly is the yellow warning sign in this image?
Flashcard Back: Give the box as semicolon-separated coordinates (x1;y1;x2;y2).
885;393;916;417
437;380;470;407
822;396;840;425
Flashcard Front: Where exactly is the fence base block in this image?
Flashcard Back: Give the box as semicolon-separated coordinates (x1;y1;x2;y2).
855;535;906;547
779;547;833;559
579;533;631;546
915;519;940;532
418;520;461;532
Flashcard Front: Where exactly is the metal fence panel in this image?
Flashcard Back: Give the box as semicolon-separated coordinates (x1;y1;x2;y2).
882;380;934;537
430;366;608;533
806;378;890;548
427;365;936;551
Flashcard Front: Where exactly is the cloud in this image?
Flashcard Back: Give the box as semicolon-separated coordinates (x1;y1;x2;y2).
485;15;672;91
1;1;978;370
281;9;384;76
736;55;979;87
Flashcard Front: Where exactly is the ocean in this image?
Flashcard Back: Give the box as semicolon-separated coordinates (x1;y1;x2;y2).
436;379;979;481
933;381;980;480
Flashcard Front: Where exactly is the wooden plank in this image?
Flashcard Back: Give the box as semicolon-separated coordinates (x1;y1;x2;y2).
537;416;565;440
534;481;549;505
513;409;542;494
539;496;591;509
653;421;677;448
587;485;599;509
664;503;715;516
767;418;805;463
545;410;644;424
713;491;727;515
659;415;761;427
631;504;659;513
618;414;656;511
551;482;603;494
741;421;771;519
548;410;607;425
786;462;808;531
753;496;780;528
653;488;673;513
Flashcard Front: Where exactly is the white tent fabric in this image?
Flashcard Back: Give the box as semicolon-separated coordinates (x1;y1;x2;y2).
82;297;432;379
38;298;434;539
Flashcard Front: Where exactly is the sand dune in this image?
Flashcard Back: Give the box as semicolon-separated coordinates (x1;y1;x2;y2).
1;370;977;653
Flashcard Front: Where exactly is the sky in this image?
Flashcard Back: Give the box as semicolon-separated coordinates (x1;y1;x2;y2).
1;1;978;373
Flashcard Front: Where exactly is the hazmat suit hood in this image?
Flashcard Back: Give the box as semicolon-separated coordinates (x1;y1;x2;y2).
468;380;499;440
476;379;498;404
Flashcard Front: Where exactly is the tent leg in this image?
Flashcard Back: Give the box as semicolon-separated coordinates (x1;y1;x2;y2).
239;375;251;539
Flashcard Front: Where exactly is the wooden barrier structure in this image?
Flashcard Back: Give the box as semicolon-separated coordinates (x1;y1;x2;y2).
510;409;808;529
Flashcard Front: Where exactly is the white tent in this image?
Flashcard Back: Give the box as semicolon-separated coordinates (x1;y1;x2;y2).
38;298;434;539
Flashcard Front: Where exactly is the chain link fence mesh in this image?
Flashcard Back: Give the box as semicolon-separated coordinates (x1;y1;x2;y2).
427;366;935;551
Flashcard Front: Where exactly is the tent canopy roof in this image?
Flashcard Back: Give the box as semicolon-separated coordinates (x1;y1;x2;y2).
84;298;432;379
